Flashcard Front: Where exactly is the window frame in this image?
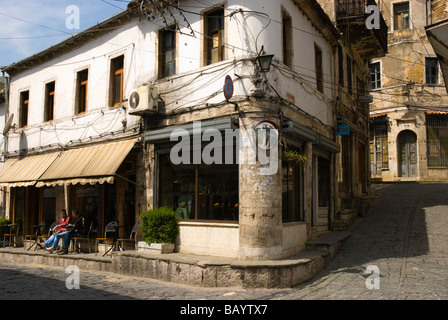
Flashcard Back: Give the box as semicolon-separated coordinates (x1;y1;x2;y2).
44;81;55;122
110;55;124;107
204;6;225;66
19;90;29;128
76;68;88;114
425;57;439;85
314;44;323;93
282;8;293;69
393;2;410;31
369;61;382;90
159;26;177;79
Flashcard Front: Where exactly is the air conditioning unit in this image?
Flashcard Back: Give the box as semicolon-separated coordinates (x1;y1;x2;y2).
128;85;160;115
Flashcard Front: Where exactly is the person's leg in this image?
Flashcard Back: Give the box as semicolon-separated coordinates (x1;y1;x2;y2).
43;234;55;248
50;232;67;251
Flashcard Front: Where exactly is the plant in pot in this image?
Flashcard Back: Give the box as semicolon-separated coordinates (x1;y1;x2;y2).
283;150;307;166
138;207;179;254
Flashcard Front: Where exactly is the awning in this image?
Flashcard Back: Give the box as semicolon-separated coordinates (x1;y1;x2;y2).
36;138;138;187
0;152;60;187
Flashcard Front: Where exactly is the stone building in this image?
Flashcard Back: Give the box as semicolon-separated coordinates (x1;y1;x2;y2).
369;0;448;181
0;0;386;260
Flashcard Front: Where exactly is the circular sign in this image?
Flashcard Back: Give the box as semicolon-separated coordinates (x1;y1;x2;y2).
129;91;140;109
224;75;234;101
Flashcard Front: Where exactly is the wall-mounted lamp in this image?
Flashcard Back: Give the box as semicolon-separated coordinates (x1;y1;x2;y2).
255;54;274;72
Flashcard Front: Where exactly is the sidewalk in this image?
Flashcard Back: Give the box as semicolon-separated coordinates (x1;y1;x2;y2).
0;231;351;288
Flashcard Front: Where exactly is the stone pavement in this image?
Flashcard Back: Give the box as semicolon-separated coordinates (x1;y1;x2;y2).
1;183;448;300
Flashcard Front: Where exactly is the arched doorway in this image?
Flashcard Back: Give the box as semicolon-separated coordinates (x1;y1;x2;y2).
397;130;417;178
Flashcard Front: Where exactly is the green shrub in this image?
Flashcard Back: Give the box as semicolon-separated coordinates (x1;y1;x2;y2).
141;207;179;244
0;218;11;239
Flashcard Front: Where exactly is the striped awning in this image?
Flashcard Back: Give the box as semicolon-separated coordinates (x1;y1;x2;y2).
37;138;138;187
0;152;60;187
0;138;138;188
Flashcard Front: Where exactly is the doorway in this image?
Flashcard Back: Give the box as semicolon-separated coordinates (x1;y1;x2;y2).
397;130;417;178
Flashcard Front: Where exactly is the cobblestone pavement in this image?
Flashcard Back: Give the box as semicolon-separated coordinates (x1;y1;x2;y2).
1;183;447;301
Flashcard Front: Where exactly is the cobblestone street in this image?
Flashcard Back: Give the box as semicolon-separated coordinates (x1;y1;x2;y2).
1;183;447;302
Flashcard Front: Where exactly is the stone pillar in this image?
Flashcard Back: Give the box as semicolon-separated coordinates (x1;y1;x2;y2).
303;141;313;239
238;117;283;260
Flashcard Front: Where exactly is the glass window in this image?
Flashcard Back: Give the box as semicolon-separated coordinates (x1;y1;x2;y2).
282;161;303;222
394;2;410;30
160;27;176;78
158;150;239;222
282;9;293;68
76;69;88;114
110;55;124;106
369;62;381;90
427;115;448;167
19;91;29;128
425;58;439;85
205;7;224;65
44;82;55;122
315;44;323;93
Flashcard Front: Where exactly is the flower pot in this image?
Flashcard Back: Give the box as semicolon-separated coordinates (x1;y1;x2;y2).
137;241;174;254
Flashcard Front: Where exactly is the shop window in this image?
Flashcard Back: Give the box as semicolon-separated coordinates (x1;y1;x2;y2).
158;152;239;222
205;7;225;65
340;135;351;193
159;27;176;78
19;90;29;128
44;81;55;122
110;55;124;106
370;116;389;175
394;2;410;30
76;69;88;114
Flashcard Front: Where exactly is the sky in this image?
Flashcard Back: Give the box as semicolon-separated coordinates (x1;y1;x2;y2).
0;0;132;70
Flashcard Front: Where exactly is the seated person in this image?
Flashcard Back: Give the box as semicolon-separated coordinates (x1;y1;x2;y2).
39;209;71;252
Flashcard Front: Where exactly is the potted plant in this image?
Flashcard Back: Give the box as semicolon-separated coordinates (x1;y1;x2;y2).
283;150;307;166
138;207;179;254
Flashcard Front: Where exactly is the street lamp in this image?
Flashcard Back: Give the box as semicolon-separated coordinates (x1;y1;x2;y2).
255;54;274;72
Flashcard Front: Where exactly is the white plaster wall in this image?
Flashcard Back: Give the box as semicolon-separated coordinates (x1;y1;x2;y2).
177;222;240;258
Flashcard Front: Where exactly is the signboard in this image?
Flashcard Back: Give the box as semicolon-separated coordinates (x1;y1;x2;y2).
359;95;373;103
224;75;234;101
336;125;350;136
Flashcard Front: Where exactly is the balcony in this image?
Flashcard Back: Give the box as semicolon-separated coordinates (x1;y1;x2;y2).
336;0;388;58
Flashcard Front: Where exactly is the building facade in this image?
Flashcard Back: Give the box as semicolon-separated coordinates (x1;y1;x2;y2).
1;0;386;260
369;0;448;182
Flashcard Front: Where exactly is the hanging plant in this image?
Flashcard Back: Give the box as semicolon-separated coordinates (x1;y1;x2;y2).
283;150;307;166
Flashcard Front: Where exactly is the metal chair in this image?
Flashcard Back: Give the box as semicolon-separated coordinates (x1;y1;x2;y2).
117;221;141;251
95;221;118;256
72;221;95;253
24;222;46;251
3;224;20;248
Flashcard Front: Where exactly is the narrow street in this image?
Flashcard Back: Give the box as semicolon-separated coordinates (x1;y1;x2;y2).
1;183;447;301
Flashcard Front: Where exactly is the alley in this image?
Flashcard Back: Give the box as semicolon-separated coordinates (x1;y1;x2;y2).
1;183;448;301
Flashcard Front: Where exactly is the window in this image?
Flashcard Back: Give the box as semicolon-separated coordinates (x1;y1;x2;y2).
369;62;381;89
315;44;323;93
425;57;439;85
394;2;410;30
158;149;239;222
282;9;293;68
110;55;124;106
76;69;88;114
347;55;353;95
370;116;389;175
282;157;303;222
338;44;344;86
427;115;448;167
205;7;224;65
159;27;176;78
19;90;29;128
44;81;55;122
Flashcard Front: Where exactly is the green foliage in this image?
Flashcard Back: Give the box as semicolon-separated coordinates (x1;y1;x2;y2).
283;150;307;165
0;218;11;239
141;207;179;244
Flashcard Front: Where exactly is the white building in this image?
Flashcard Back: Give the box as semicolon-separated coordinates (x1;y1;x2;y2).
0;0;385;260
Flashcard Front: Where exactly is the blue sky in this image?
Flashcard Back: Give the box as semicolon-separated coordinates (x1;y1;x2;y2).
0;0;131;69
